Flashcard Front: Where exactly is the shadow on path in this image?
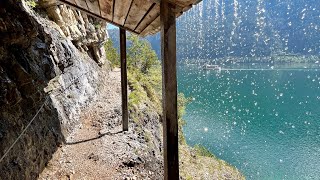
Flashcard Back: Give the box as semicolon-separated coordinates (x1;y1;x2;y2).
65;131;123;145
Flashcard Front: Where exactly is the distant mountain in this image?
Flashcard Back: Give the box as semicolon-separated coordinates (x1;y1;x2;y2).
153;0;319;60
108;29;120;51
109;0;320;61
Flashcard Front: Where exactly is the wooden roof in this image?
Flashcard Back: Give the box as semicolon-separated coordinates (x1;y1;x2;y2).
57;0;202;36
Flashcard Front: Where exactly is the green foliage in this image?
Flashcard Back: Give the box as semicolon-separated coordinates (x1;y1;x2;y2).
127;35;160;74
126;35;162;118
94;23;101;29
194;144;216;158
25;0;37;8
127;70;148;112
178;93;192;145
178;93;192;120
104;39;120;69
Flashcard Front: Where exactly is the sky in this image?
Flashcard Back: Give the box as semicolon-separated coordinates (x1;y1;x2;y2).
107;24;118;30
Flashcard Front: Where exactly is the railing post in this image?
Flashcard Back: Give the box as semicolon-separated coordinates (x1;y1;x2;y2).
160;0;179;179
120;28;128;131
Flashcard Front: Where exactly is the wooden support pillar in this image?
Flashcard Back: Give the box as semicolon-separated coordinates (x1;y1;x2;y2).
120;28;128;131
160;0;179;179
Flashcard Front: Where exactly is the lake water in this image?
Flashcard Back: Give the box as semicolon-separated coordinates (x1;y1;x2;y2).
178;63;320;180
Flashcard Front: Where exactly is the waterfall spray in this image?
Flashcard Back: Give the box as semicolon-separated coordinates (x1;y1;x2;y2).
255;0;266;42
231;0;240;46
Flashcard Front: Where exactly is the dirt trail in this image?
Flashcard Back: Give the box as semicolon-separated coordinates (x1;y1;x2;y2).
39;69;145;180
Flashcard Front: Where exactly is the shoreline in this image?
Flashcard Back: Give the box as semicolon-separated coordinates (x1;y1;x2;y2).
181;55;320;65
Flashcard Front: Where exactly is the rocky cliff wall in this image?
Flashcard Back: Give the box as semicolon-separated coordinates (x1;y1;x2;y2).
39;0;108;66
0;0;109;179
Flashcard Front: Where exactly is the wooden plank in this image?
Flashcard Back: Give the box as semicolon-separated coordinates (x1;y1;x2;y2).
113;0;132;25
85;0;101;16
64;0;77;5
160;1;179;179
151;0;199;12
99;0;113;20
175;0;196;7
140;15;160;36
124;0;154;30
120;28;129;132
135;4;160;33
74;0;89;9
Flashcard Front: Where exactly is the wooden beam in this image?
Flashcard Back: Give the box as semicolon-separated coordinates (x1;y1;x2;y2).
133;3;156;31
160;0;178;179
63;0;76;5
99;0;113;20
123;0;134;26
152;0;201;7
74;0;89;10
134;3;159;32
112;0;115;20
85;0;100;16
120;28;129;132
113;0;132;26
124;0;154;30
140;15;160;36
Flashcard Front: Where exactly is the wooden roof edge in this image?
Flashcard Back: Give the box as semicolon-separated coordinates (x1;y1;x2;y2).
57;0;202;37
140;0;202;36
57;0;140;35
151;0;202;5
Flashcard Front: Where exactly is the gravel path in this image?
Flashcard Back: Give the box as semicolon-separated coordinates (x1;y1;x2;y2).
39;69;149;180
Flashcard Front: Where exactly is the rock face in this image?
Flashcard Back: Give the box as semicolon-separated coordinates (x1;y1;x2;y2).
39;0;108;66
0;0;109;179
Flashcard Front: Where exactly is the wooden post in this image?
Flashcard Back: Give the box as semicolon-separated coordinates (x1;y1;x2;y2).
160;1;179;179
120;28;128;131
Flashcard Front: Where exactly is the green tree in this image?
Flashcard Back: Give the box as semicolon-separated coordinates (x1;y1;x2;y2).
127;35;159;74
104;39;119;69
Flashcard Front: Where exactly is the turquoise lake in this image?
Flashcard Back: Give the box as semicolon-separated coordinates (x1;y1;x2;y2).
178;63;320;180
